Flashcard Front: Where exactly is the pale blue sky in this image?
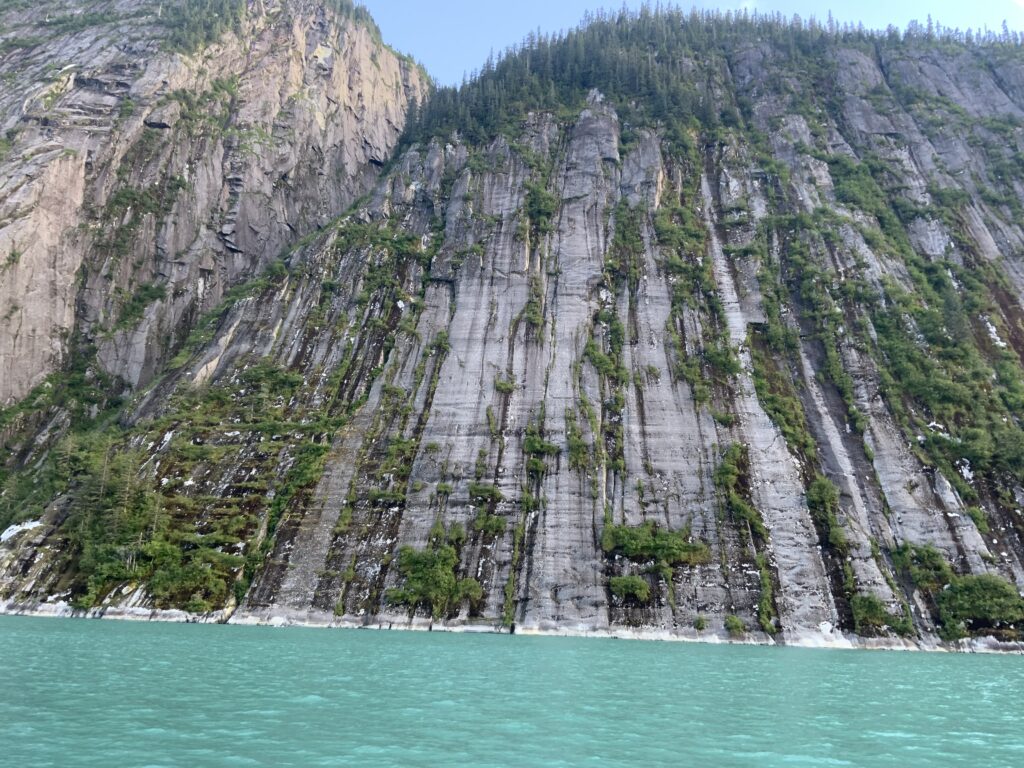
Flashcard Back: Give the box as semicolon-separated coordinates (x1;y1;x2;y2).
361;0;1024;84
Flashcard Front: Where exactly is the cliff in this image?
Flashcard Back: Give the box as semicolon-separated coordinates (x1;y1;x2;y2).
0;0;427;405
3;7;1024;649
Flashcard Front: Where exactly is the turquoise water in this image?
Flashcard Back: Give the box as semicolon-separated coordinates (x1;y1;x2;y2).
2;616;1023;767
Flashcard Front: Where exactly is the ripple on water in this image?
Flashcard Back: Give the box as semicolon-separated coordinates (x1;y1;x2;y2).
290;694;327;704
3;617;1024;767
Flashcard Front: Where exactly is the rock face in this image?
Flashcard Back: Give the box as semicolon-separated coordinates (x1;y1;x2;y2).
3;9;1024;649
0;0;427;405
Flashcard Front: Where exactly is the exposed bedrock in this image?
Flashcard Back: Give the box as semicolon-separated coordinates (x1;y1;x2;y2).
4;10;1024;649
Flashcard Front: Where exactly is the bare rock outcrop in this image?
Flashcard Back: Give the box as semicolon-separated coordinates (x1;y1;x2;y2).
0;0;427;405
3;10;1024;650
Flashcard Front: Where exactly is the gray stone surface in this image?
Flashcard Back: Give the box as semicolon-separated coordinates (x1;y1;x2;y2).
0;0;426;405
5;12;1024;648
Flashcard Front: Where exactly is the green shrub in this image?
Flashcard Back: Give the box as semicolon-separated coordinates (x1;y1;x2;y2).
386;537;481;619
525;182;558;234
750;331;817;459
609;575;651;603
116;283;166;329
523;275;545;328
473;513;506;537
756;554;777;634
712;410;736;427
607;202;645;293
927;183;970;209
584;339;631;385
892;544;954;594
806;474;848;555
893;544;1023;639
430;331;451;355
937;574;1024;639
851;593;912;635
601;521;710;566
495;377;516;394
724;614;746;637
565;411;589;471
965;506;990;534
523;424;558;456
526;456;547;478
468;482;503;503
714;443;767;540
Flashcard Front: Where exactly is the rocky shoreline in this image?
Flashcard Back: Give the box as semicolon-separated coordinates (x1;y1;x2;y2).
3;600;1022;655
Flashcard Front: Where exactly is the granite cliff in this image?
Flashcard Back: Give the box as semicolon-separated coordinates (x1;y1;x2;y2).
0;0;426;405
3;4;1024;650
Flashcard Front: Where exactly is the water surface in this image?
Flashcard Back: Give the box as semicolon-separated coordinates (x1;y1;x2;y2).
2;615;1022;766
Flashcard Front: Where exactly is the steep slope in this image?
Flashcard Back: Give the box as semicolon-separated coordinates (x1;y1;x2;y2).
0;0;426;406
4;9;1024;649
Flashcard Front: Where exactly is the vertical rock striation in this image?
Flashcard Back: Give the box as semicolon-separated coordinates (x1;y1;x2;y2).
3;10;1024;650
0;0;427;405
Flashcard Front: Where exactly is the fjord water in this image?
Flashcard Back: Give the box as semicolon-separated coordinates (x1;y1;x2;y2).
2;616;1022;767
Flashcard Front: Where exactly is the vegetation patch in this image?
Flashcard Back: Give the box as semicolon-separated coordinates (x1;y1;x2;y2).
749;326;817;461
524;182;558;235
609;575;651;604
806;475;847;556
468;481;503;504
851;593;913;636
386;524;482;619
713;442;767;541
602;521;711;567
724;614;746;637
755;554;777;635
894;544;1024;640
473;513;506;537
115;283;166;330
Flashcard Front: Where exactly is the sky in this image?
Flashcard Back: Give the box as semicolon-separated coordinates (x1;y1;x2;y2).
360;0;1024;85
